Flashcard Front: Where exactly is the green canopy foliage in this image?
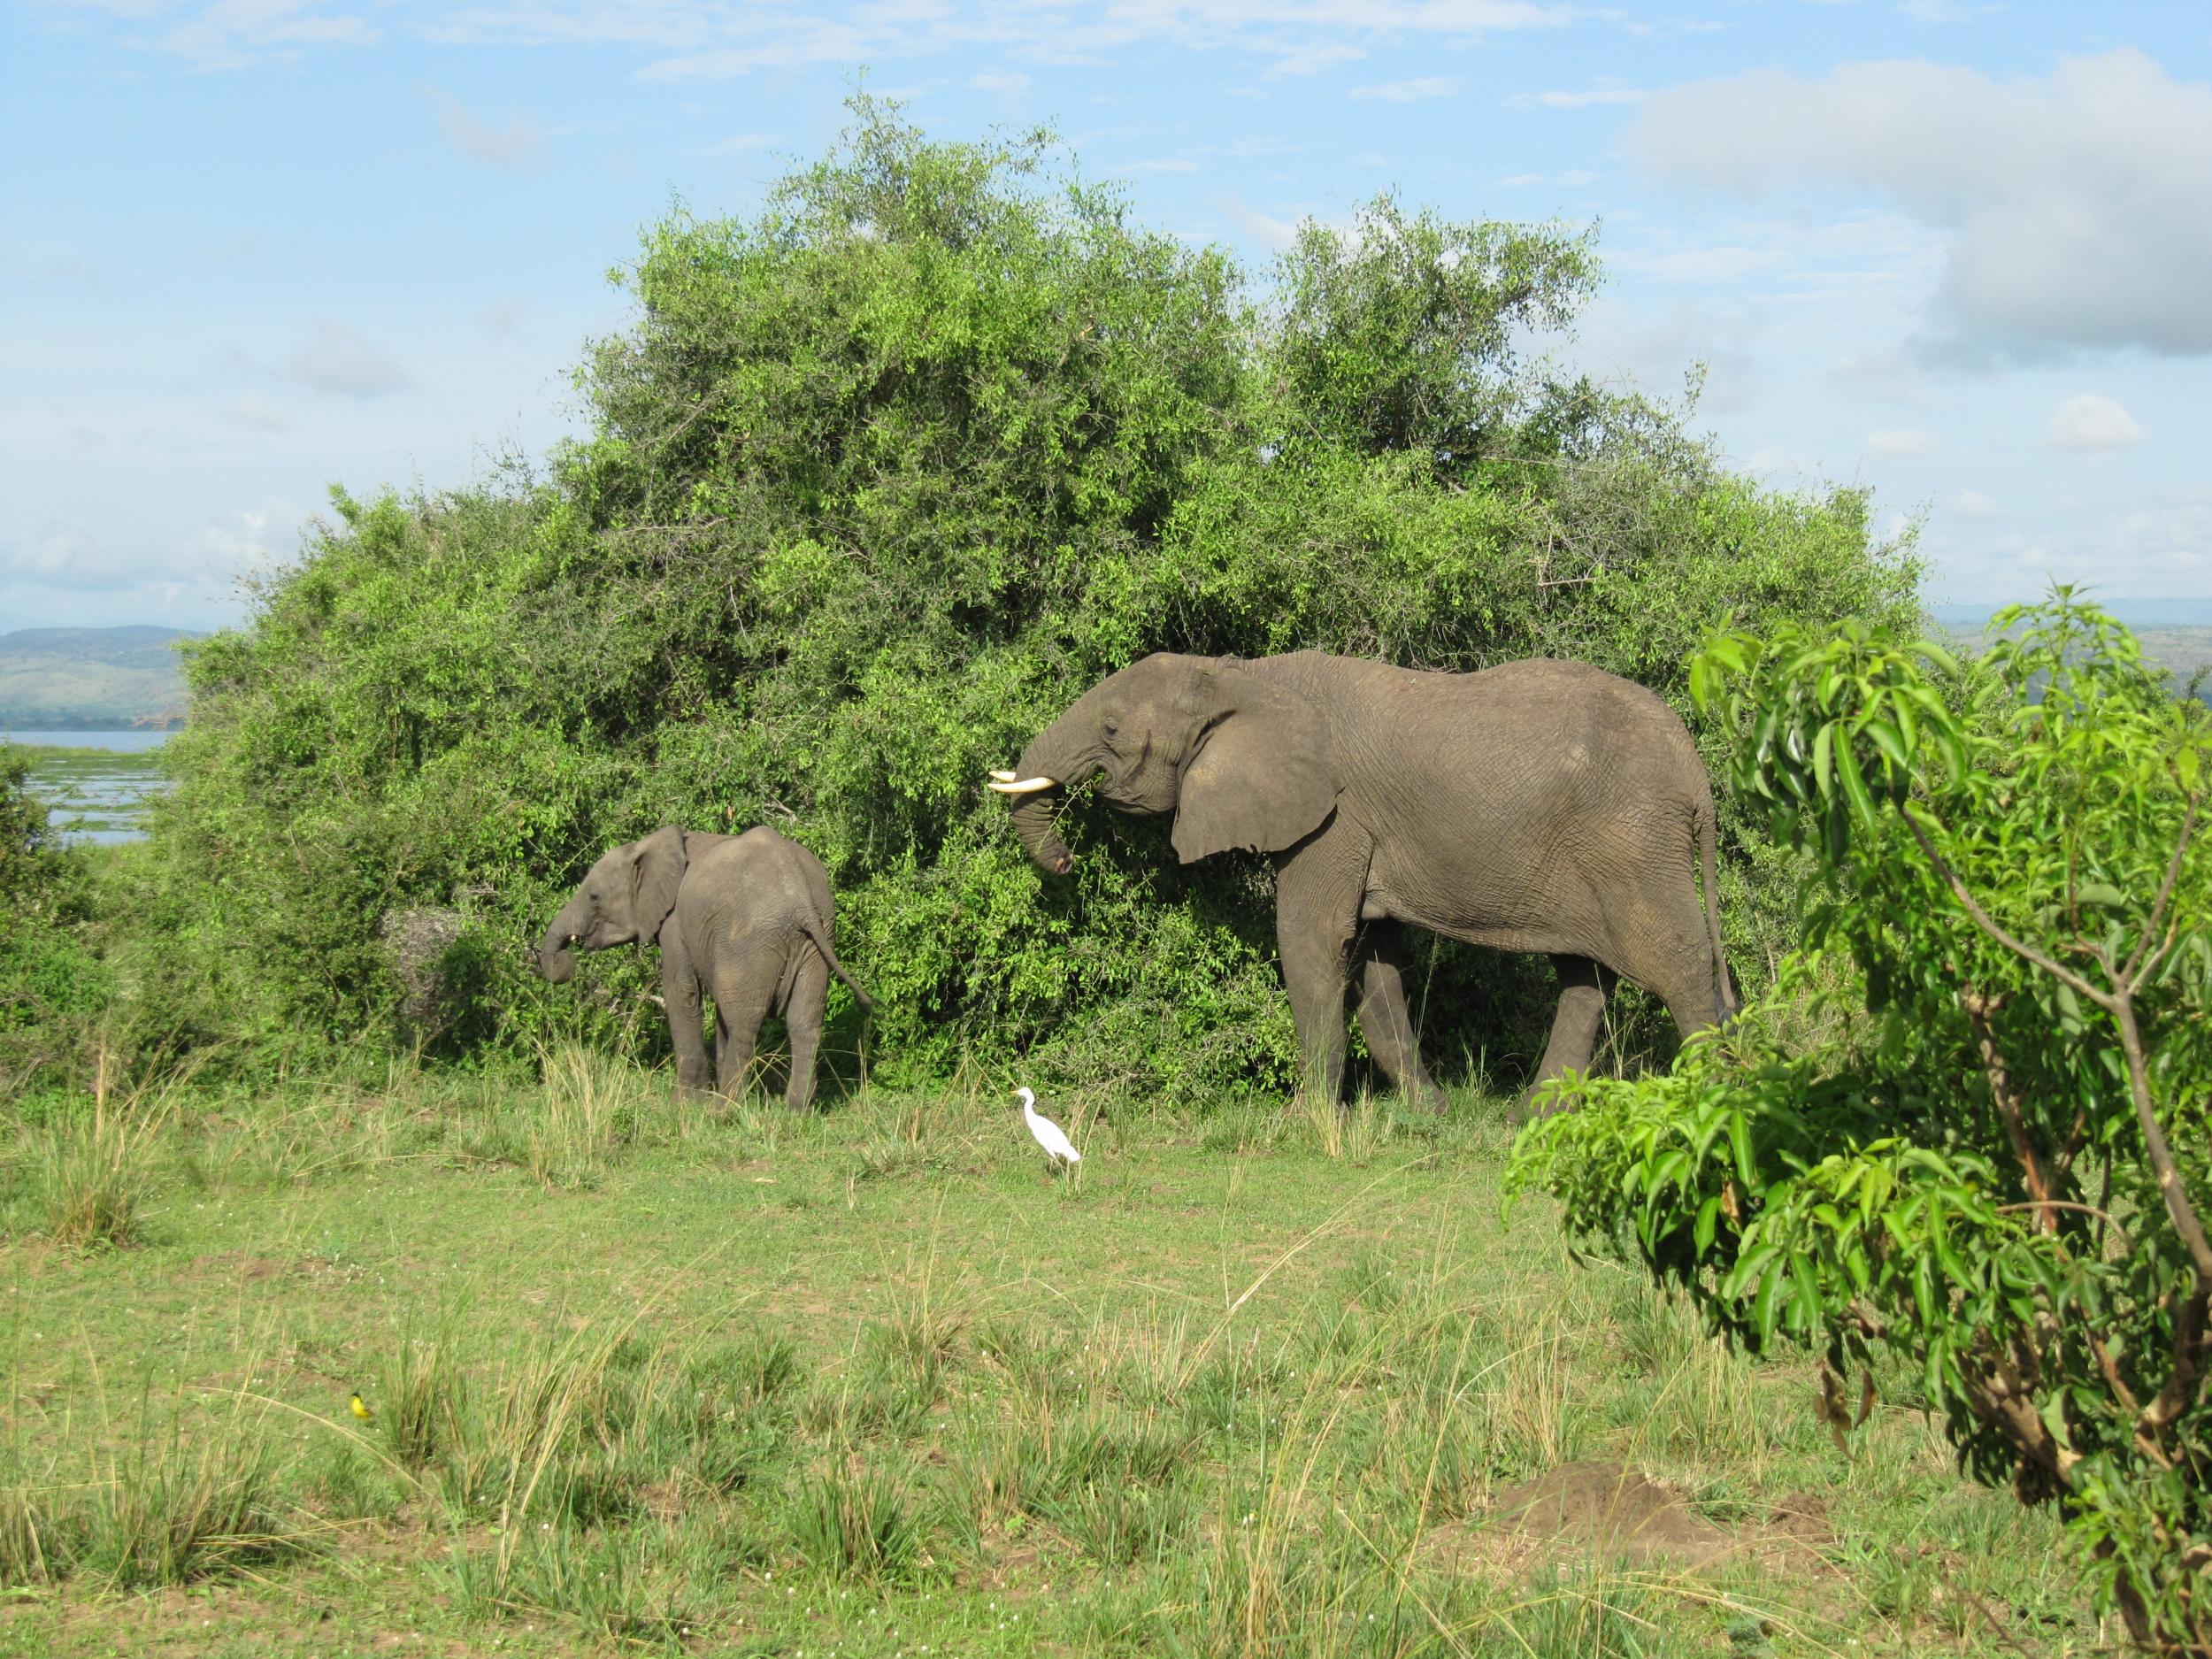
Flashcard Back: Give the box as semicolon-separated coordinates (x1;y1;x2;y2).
139;99;1920;1095
1509;594;2211;1651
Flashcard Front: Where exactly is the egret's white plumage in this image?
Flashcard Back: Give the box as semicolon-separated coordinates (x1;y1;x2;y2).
1017;1087;1080;1165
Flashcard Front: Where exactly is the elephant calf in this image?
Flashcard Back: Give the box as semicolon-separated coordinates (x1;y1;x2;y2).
537;826;870;1110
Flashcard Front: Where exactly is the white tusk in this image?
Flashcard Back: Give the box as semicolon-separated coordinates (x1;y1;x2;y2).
988;769;1017;781
987;776;1056;795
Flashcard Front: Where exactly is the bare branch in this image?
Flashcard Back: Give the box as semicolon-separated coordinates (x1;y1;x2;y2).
2111;996;2212;1286
1962;989;2055;1231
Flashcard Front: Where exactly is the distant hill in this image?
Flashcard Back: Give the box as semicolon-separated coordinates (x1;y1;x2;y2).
1925;608;2212;708
0;626;199;731
1929;599;2212;632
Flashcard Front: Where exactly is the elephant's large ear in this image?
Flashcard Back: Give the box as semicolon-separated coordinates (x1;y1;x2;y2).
1171;666;1337;863
629;826;687;942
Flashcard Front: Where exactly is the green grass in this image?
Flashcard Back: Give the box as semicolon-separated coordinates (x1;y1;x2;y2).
0;1053;2092;1656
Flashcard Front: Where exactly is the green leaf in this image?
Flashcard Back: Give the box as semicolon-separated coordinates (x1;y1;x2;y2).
1694;1194;1723;1255
1862;716;1909;778
1834;732;1878;827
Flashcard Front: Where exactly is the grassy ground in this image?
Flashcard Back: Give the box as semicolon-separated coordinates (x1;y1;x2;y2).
0;1053;2093;1656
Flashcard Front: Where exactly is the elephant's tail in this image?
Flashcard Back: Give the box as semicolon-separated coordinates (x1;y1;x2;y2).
1697;799;1737;1024
803;916;873;1013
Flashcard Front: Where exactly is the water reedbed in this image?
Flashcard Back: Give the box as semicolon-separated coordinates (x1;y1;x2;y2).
9;731;173;843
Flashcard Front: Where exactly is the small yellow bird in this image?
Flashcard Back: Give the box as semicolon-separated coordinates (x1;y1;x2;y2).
349;1392;375;1423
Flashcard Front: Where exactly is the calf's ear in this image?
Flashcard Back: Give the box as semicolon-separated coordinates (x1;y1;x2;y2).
629;826;688;942
1171;665;1337;863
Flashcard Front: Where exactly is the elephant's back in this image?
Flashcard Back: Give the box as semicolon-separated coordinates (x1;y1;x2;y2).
1273;651;1696;758
687;828;825;912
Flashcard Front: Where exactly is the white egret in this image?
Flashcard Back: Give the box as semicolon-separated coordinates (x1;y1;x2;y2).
1016;1087;1080;1170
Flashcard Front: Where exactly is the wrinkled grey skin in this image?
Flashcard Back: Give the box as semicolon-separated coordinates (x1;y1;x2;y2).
538;826;871;1110
999;651;1733;1114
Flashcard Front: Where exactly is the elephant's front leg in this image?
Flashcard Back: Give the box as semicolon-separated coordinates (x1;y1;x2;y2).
1353;921;1447;1114
1273;825;1370;1111
660;933;711;1095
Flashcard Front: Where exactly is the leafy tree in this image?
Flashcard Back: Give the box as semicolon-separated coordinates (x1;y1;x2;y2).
141;97;1920;1096
1261;195;1600;467
1509;593;2210;1651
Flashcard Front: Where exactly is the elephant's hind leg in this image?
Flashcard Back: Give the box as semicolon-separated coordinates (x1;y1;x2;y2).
1520;954;1617;1118
780;948;831;1113
1353;921;1447;1114
710;967;776;1103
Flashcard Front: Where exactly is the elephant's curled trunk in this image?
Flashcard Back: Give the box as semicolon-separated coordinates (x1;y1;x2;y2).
537;895;588;983
995;729;1082;877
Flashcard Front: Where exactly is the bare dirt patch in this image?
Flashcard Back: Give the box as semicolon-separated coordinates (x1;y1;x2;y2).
1493;1461;1735;1568
1425;1461;1840;1578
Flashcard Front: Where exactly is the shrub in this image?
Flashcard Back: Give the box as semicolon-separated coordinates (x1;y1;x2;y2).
142;96;1920;1100
1509;593;2211;1652
0;746;111;1097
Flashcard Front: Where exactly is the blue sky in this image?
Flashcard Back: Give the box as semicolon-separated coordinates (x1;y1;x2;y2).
4;0;2208;634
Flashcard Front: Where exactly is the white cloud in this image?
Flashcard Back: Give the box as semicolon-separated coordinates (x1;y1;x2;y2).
1497;169;1597;187
1745;443;1821;478
1509;78;1644;109
1951;489;1999;518
1218;193;1303;250
1350;76;1461;103
183;502;296;581
284;319;411;399
1863;427;1936;457
2;499;296;594
2045;393;2142;452
969;71;1030;93
153;0;379;70
219;394;291;432
1630;50;2212;359
473;297;528;340
1581;295;1761;413
422;86;544;168
418;0;1571;81
0;247;103;286
196;230;263;265
1897;0;2000;19
692;133;780;156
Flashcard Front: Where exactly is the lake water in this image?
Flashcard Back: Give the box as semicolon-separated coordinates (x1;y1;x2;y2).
8;731;175;843
5;729;173;753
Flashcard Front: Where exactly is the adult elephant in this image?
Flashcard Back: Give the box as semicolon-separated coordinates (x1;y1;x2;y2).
537;825;870;1110
989;651;1733;1113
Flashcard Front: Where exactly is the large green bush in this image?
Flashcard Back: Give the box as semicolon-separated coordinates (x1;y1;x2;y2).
141;99;1920;1097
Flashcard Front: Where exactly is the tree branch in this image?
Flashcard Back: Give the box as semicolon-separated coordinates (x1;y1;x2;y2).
2110;995;2212;1286
1962;989;2055;1231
